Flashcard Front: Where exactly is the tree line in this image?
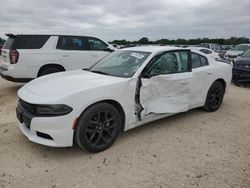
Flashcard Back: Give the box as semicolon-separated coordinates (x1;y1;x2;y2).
1;36;249;46
110;37;250;46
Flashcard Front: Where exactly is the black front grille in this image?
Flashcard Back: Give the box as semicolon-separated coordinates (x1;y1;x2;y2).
20;99;36;114
16;99;35;128
22;114;31;129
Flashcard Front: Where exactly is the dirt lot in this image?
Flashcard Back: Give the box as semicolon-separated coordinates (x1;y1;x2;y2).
0;78;249;188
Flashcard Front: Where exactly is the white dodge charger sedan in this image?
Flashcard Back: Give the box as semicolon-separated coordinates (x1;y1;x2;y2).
16;46;232;152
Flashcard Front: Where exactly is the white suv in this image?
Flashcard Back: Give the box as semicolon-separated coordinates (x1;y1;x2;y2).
0;34;115;82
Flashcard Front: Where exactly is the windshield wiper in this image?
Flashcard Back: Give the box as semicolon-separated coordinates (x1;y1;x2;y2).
90;70;110;75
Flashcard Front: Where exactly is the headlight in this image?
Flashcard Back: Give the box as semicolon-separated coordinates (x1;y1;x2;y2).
36;104;73;116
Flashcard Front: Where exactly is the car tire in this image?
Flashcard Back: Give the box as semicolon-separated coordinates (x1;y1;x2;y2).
74;103;122;153
203;81;225;112
38;67;62;77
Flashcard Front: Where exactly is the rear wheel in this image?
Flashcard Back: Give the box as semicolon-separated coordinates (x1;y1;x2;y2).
203;81;225;112
74;103;122;153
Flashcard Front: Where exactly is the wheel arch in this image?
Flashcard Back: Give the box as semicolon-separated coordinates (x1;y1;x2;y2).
206;78;227;97
76;99;126;132
37;64;66;77
214;78;227;89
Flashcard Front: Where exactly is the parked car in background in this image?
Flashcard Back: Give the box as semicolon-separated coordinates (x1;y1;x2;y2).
16;46;232;152
0;34;115;82
224;44;250;62
199;43;225;58
221;45;233;51
232;49;250;84
199;43;221;51
189;47;221;60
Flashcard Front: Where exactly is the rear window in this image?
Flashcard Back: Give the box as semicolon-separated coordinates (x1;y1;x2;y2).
199;49;212;54
191;53;209;69
3;35;49;49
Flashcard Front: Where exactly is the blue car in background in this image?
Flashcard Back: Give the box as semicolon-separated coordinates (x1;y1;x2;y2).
233;49;250;84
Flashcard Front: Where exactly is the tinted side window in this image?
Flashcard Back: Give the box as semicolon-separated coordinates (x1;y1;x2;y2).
147;51;189;76
200;56;208;66
57;36;89;50
191;53;208;69
191;53;201;68
12;35;50;49
88;38;108;51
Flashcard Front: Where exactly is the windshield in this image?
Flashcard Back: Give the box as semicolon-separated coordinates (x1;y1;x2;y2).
232;45;250;52
242;49;250;57
90;50;151;78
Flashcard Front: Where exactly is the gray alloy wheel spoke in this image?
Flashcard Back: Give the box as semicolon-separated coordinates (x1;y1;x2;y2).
97;112;101;123
89;120;99;125
104;111;108;122
215;88;221;95
105;117;115;124
106;123;117;130
104;128;113;137
101;134;108;144
93;133;102;146
212;98;218;106
89;131;97;143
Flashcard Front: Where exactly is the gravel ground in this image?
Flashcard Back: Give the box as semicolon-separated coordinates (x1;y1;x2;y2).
0;78;249;188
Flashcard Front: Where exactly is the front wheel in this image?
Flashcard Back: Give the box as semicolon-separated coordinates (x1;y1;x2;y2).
74;103;122;153
203;81;225;112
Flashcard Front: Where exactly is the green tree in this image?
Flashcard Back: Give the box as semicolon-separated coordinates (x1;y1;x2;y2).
138;37;149;44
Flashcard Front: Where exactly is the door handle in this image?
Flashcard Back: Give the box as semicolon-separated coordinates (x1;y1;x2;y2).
91;54;98;57
61;54;70;57
207;72;212;75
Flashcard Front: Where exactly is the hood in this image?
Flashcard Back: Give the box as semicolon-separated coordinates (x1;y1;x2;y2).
20;70;127;97
234;56;250;65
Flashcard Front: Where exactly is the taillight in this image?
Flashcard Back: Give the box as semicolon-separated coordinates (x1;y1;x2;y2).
9;49;19;64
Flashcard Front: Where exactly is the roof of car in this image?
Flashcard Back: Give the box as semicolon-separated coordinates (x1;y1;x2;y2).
122;45;186;53
238;43;250;46
5;33;100;38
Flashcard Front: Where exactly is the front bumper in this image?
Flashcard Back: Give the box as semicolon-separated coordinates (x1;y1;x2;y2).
16;100;75;147
232;67;250;82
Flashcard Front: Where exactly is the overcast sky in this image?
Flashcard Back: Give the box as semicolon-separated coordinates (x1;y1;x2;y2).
0;0;250;41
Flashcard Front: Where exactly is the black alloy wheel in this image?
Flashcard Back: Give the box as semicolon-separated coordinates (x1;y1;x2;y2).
204;81;225;112
74;103;122;153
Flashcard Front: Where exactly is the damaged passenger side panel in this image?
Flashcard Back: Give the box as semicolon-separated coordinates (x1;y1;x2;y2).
134;78;144;121
139;72;191;117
